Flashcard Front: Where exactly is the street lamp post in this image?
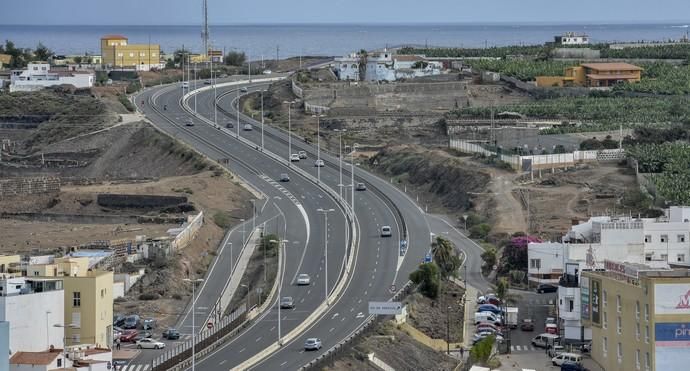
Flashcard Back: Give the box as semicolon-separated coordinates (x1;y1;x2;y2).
317;208;335;304
183;278;204;371
283;101;295;165
260;90;265;150
241;218;246;246
241;283;252;307
350;144;359;213
53;323;79;370
462;214;468;231
313;114;325;183
236;89;240;138
333;129;346;198
270;239;288;345
447;306;451;355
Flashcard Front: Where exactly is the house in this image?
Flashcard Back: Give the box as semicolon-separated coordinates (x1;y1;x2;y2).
536;62;642;88
10;348;71;371
9;62;94;92
61;270;113;348
0;54;11;69
554;32;590;45
100;35;161;71
364;51;396;82
334;51;442;82
334;53;360;81
0;277;65;354
582;266;690;371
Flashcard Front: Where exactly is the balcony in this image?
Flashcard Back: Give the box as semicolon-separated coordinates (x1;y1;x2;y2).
559;273;579;288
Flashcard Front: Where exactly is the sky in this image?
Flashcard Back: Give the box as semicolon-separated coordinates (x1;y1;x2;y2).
3;0;690;25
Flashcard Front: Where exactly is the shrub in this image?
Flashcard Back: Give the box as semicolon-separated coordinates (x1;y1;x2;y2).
409;263;441;299
470;223;492;239
213;211;232;229
138;293;160;300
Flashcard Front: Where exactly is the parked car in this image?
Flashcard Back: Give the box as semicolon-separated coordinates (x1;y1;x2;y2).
112;360;128;367
520;318;535;331
475;326;504;337
290;154;300;162
380;225;392;237
477;294;500;306
548;344;566;357
314;159;325;167
162;328;180;340
123;315;140;329
304;338;322;351
280;173;290;182
545;317;557;325
133;332;153;342
355;182;367;191
579;342;592;353
561;361;588;371
477;304;503;316
552;353;582;367
136;338;166;350
243;124;253;131
298;151;307;159
531;333;561;348
113;315;126;327
545;323;558;334
297;274;311;285
472;332;504;345
474;321;501;332
537;283;558;293
474;312;502;326
119;330;139;342
143;318;156;330
226;123;234;128
280;296;295;309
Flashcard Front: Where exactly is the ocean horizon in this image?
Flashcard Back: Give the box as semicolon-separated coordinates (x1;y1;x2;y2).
1;23;688;59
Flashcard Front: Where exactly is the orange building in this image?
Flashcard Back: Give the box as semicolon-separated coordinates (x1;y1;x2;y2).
536;62;642;87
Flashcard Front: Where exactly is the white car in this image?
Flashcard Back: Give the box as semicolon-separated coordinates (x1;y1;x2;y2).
298;151;307;159
304;337;322;350
243;124;253;131
297;274;311;285
290;154;300;162
136;338;165;350
314;159;325;167
380;225;392;237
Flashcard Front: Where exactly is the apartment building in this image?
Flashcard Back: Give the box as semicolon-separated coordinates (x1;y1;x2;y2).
582;266;690;371
62;270;113;348
100;34;161;71
9;62;94;92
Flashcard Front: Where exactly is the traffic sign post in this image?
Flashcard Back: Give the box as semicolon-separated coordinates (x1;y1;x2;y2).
207;322;213;329
369;301;404;315
389;284;397;294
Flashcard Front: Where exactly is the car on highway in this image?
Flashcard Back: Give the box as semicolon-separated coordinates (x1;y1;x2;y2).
355;182;367;191
380;225;392;237
181;82;189;89
162;328;180;340
240;87;248;93
531;333;561;348
136;338;166;350
204;80;211;85
314;159;325;167
279;173;290;182
298;151;307;159
123;315;140;329
537;283;558;293
297;274;311;285
290;154;300;162
263;70;272;75
304;338;322;351
185;119;195;127
226;123;234;128
119;330;138;342
112;360;128;367
243;124;253;131
280;296;295;309
520;318;535;331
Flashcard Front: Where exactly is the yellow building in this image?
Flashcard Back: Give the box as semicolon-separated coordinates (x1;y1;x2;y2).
536;62;642;87
100;35;161;71
0;255;20;274
582;262;690;371
62;270;113;348
28;257;90;278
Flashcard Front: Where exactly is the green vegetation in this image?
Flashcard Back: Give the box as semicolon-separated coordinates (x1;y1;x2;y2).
480;245;497;275
464;59;571;80
399;45;550;59
117;93;135;112
212;211;232;229
470;334;496;366
431;236;461;278
225;51;246;67
601;44;690;59
627;143;690;204
615;63;690;95
0;40;54;68
410;262;441;299
469;223;492;239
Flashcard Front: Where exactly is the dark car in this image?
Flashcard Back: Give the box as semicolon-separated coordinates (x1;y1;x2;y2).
355;182;367;191
226;123;234;128
162;328;180;340
561;361;588;371
113;314;126;327
521;318;535;331
477;304;503;315
537;283;558;293
123;315;140;329
280;296;295;309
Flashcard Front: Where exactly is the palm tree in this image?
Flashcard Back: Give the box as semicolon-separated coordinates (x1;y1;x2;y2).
432;236;461;278
357;49;368;81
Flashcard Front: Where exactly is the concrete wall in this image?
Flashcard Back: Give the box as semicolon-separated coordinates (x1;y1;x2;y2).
0;322;8;371
0;177;60;198
171;212;203;251
0;290;64;353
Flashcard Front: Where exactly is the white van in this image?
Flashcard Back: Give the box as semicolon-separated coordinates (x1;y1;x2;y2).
182;81;189;89
551;352;582;366
531;333;561;348
474;312;500;325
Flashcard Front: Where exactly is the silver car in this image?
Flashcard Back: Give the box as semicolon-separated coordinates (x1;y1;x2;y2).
304;338;322;351
280;296;294;309
297;274;311;285
136;338;165;350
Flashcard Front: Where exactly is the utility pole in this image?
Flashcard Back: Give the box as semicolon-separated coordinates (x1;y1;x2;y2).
201;0;209;59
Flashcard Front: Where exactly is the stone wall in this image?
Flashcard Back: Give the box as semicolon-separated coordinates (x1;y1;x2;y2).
0;177;60;198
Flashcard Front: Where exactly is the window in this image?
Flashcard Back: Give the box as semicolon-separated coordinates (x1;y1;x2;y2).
679;254;686;262
645;304;649;321
603;311;608;329
57;358;62;367
636;301;640;319
117;53;123;57
617;342;623;362
645;325;649;343
646;352;650;370
644;235;651;243
636;323;641;340
617;316;622;334
617;295;622;313
72;292;81;307
636;349;641;369
645;253;652;261
129;52;134;57
603;336;608;357
678;234;686;243
101;289;105;298
661;254;668;261
139;52;146;57
661;234;668;243
72;333;80;344
530;259;541;269
603;290;608;308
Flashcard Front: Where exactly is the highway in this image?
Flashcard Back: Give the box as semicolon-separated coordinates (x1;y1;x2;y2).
136;76;433;370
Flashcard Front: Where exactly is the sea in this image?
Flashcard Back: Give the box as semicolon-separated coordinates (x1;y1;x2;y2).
0;23;689;59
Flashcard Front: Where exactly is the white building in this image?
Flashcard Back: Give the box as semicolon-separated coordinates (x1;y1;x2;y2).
0;277;65;354
364;51;396;82
9;62;94;92
334;54;360;81
334;51;442;82
555;32;590;45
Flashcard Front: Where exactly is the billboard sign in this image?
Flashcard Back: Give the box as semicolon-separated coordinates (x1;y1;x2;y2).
655;323;690;371
655;283;690;315
591;279;601;324
581;276;590;321
369;301;404;315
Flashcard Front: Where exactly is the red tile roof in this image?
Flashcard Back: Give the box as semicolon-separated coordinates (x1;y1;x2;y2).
10;351;60;365
581;63;642;71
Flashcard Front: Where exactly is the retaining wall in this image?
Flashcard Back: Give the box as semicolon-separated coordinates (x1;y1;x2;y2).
0;177;60;198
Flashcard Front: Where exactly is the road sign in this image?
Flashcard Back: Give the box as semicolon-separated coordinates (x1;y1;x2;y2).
207;322;213;329
389;284;397;293
369;301;404;315
424;253;432;263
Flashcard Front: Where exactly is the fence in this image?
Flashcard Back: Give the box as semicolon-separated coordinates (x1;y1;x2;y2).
151;303;247;370
449;139;625;172
171;212;204;251
291;79;304;98
0;177;60;198
304;101;330;114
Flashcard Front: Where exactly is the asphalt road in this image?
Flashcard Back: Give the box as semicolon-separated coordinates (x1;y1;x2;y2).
133;77;433;370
